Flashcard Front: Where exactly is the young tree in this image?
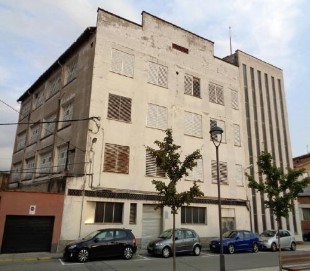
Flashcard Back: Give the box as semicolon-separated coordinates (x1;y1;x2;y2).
146;129;204;271
247;151;310;271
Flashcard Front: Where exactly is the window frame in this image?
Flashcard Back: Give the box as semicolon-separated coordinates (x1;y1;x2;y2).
103;143;130;174
94;202;124;223
107;93;132;123
147;62;168;88
184;111;202;138
181;206;207;224
184;74;201;98
111;48;134;78
146;103;168;130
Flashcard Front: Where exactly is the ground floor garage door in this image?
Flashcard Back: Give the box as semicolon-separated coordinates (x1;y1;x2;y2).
2;215;54;253
141;204;162;249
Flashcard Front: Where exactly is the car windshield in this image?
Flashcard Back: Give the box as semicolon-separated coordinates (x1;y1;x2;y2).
81;230;101;240
260;230;276;237
223;231;238;238
159;229;173;239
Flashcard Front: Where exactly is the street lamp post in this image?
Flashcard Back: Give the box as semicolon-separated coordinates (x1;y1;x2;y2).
210;126;225;271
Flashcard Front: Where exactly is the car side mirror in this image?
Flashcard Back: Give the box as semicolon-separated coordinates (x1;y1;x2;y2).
235;236;240;240
94;237;99;243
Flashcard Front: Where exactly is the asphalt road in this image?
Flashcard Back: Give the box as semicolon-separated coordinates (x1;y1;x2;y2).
1;250;309;271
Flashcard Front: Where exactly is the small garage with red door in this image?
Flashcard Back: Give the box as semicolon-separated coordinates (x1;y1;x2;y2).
0;191;64;253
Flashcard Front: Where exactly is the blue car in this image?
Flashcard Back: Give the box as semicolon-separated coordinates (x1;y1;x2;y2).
209;230;259;254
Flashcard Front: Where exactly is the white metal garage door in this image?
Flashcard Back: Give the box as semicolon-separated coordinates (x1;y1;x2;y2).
141;204;162;248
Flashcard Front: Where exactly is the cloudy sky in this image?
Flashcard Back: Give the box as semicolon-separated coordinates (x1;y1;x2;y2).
0;0;309;171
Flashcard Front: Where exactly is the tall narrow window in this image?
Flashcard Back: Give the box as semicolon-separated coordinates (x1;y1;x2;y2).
111;49;134;77
129;203;137;224
107;94;132;122
235;164;243;186
147;103;168;130
231;90;239;110
146;150;165;177
57;145;68;172
209;83;224;105
61;102;73;128
29;124;40;144
148;62;168;88
43;114;56;137
211;160;228;183
17;132;26;150
184;74;200;97
103;143;129;174
24;157;35;180
39;152;52;175
12;163;22;182
34;90;44;109
184;111;202;137
66;58;78;84
233;124;241;146
48;75;61;98
21;101;31;117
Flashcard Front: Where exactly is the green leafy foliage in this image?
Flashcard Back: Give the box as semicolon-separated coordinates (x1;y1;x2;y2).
247;151;310;221
146;129;204;213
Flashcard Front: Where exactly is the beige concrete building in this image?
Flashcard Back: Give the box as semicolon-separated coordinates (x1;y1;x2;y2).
7;8;301;252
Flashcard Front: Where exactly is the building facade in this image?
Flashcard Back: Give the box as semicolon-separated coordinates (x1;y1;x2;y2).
7;8;301;252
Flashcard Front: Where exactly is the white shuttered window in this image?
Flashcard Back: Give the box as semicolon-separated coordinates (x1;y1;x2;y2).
147;104;167;130
186;159;203;182
145;150;165;177
148;62;168;88
209;83;224;105
111;49;134;77
233;124;241;146
211;160;228;183
185;111;202;137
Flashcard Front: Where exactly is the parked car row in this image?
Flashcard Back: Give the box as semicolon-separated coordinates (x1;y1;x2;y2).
63;227;298;262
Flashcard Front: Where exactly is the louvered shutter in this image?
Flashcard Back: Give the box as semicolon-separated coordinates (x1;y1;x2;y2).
216;85;224;105
187;159;203;181
233;124;241;146
104;143;118;172
123;53;134;77
235;164;243;186
193;77;200;97
104;143;129;173
184;75;192;95
147;104;167;130
231;90;239;110
117;145;129;173
158;65;168;87
219;161;228;182
111;49;123;74
108;94;121;120
146;151;165;177
211;160;217;182
185;112;201;137
209;84;216;103
147;104;157;128
210;119;218;141
148;62;158;85
120;96;131;122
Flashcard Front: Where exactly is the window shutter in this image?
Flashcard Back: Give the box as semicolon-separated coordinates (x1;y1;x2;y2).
147;104;167;130
158;65;168;87
120;96;132;122
117;145;129;173
209;84;217;103
146;150;165;177
216;85;224;105
231;90;239;110
235;164;243;186
104;143;129;174
148;62;158;85
233;124;241;146
111;49;123;74
185;112;202;137
211;160;227;183
122;53;134;77
187;159;203;181
184;75;192;95
193;77;200;97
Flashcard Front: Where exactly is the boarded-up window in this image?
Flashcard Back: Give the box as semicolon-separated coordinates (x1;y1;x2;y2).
61;102;73;128
184;74;200;97
34;90;44;108
211;160;228;183
24;157;35;180
210;119;226;143
209;83;224;105
103;143;129;174
185;111;202;137
17;132;26;150
107;94;132;122
145;150;165;177
129;203;137;224
181;206;206;224
48;75;61;99
147;103;168;130
57;145;68;172
111;49;134;77
95;202;123;223
233;124;241;146
148;62;168;88
30;124;40;144
66;58;78;83
235;164;243;186
186;159;203;182
231;90;239;110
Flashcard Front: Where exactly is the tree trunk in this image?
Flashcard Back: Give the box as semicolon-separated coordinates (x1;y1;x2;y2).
172;211;176;271
277;220;282;271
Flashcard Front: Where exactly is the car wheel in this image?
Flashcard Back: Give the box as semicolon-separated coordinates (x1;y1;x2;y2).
77;248;89;262
162;247;171;258
193;245;201;256
271;242;277;252
252;243;259;253
228;244;235;254
123;246;134;260
290;242;296;251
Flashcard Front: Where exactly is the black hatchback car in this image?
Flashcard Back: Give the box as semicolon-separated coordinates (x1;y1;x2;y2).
63;228;137;262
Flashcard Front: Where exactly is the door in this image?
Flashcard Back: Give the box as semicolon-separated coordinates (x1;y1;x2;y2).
2;215;54;253
142;205;162;248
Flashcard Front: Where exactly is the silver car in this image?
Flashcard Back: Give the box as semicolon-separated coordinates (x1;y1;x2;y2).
147;228;201;258
259;230;296;251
